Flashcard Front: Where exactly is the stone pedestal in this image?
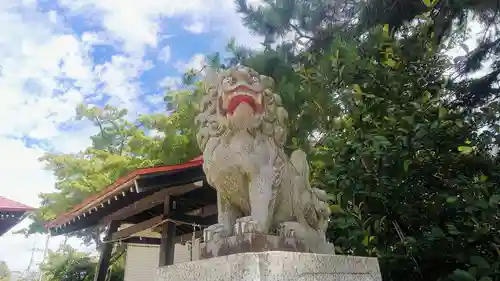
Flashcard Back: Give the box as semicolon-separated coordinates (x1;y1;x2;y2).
155;251;382;281
201;233;311;259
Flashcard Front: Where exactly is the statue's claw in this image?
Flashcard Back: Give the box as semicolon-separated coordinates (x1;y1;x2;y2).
203;223;229;242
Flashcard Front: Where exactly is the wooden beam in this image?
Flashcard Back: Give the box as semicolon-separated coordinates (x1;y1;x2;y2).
159;195;176;266
109;215;162;242
165;182;202;196
186;204;218;217
123;237;161;245
173;213;217;226
101;182;202;225
122;231;203;245
136;166;205;193
94;221;119;281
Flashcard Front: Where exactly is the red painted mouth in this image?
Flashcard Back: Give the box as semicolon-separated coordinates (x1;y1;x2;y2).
227;95;257;114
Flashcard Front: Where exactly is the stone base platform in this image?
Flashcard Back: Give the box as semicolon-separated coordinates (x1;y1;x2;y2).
155;251;382;281
201;233;314;259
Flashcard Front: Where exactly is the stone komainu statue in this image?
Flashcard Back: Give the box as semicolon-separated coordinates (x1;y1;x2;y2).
195;65;334;254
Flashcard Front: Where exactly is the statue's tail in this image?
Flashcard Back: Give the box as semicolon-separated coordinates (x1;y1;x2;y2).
290;149;309;181
290;150;332;230
290;150;330;200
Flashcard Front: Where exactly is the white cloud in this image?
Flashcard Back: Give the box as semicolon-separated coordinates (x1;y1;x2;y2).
0;4;146;138
184;20;205;34
0;1;154;272
0;138;53;208
81;31;113;47
159;76;182;90
158;45;172;63
58;0;263;55
0;0;264;273
0;11;93;139
94;55;153;113
175;53;206;73
0;137;95;271
0;3;96;271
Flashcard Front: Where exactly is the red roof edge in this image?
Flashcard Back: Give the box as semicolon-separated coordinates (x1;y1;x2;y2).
0;196;34;212
46;156;204;229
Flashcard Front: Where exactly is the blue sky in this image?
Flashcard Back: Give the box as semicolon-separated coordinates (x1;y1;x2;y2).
0;0;262;272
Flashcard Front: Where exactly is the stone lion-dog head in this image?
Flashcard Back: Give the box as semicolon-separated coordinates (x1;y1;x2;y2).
196;66;289;151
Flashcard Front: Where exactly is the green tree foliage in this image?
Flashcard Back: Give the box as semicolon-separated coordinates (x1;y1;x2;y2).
0;261;10;281
40;245;124;281
234;1;500;280
360;0;500;110
235;0;361;51
23;87;203;247
309;28;500;281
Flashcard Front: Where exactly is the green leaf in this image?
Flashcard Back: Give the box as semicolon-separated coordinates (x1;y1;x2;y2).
458;146;473;154
422;0;440;7
422;90;431;103
468;267;477;277
335;192;344;205
479;174;488;182
446;196;458;204
489;194;500;206
402;116;414;125
352;84;363;101
478;277;492;281
470;256;490;269
438;107;447;119
404;160;411;172
382;24;389;37
373;135;390;146
476;200;489;209
352;84;363;94
415;127;428;139
329;204;345;214
383;58;397;68
431;226;444;238
361;235;375;246
449;269;475;281
447;224;460;235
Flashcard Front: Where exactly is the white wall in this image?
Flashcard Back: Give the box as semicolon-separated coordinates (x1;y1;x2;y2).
124;241;201;281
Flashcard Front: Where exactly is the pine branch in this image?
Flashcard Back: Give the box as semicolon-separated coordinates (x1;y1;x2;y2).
289;23;314;40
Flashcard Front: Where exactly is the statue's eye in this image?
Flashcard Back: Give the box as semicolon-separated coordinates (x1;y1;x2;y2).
222;76;233;85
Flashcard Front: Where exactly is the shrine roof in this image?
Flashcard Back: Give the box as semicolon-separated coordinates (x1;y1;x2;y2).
45;155;204;230
0;196;34;212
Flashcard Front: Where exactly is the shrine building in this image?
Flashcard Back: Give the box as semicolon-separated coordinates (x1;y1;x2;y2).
0;196;34;236
45;156;217;281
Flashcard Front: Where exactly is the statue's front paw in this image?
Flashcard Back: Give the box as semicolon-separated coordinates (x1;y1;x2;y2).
203;223;229;242
279;221;303;238
234;216;262;234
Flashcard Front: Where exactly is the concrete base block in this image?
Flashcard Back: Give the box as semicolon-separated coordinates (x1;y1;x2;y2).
155;251;382;281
